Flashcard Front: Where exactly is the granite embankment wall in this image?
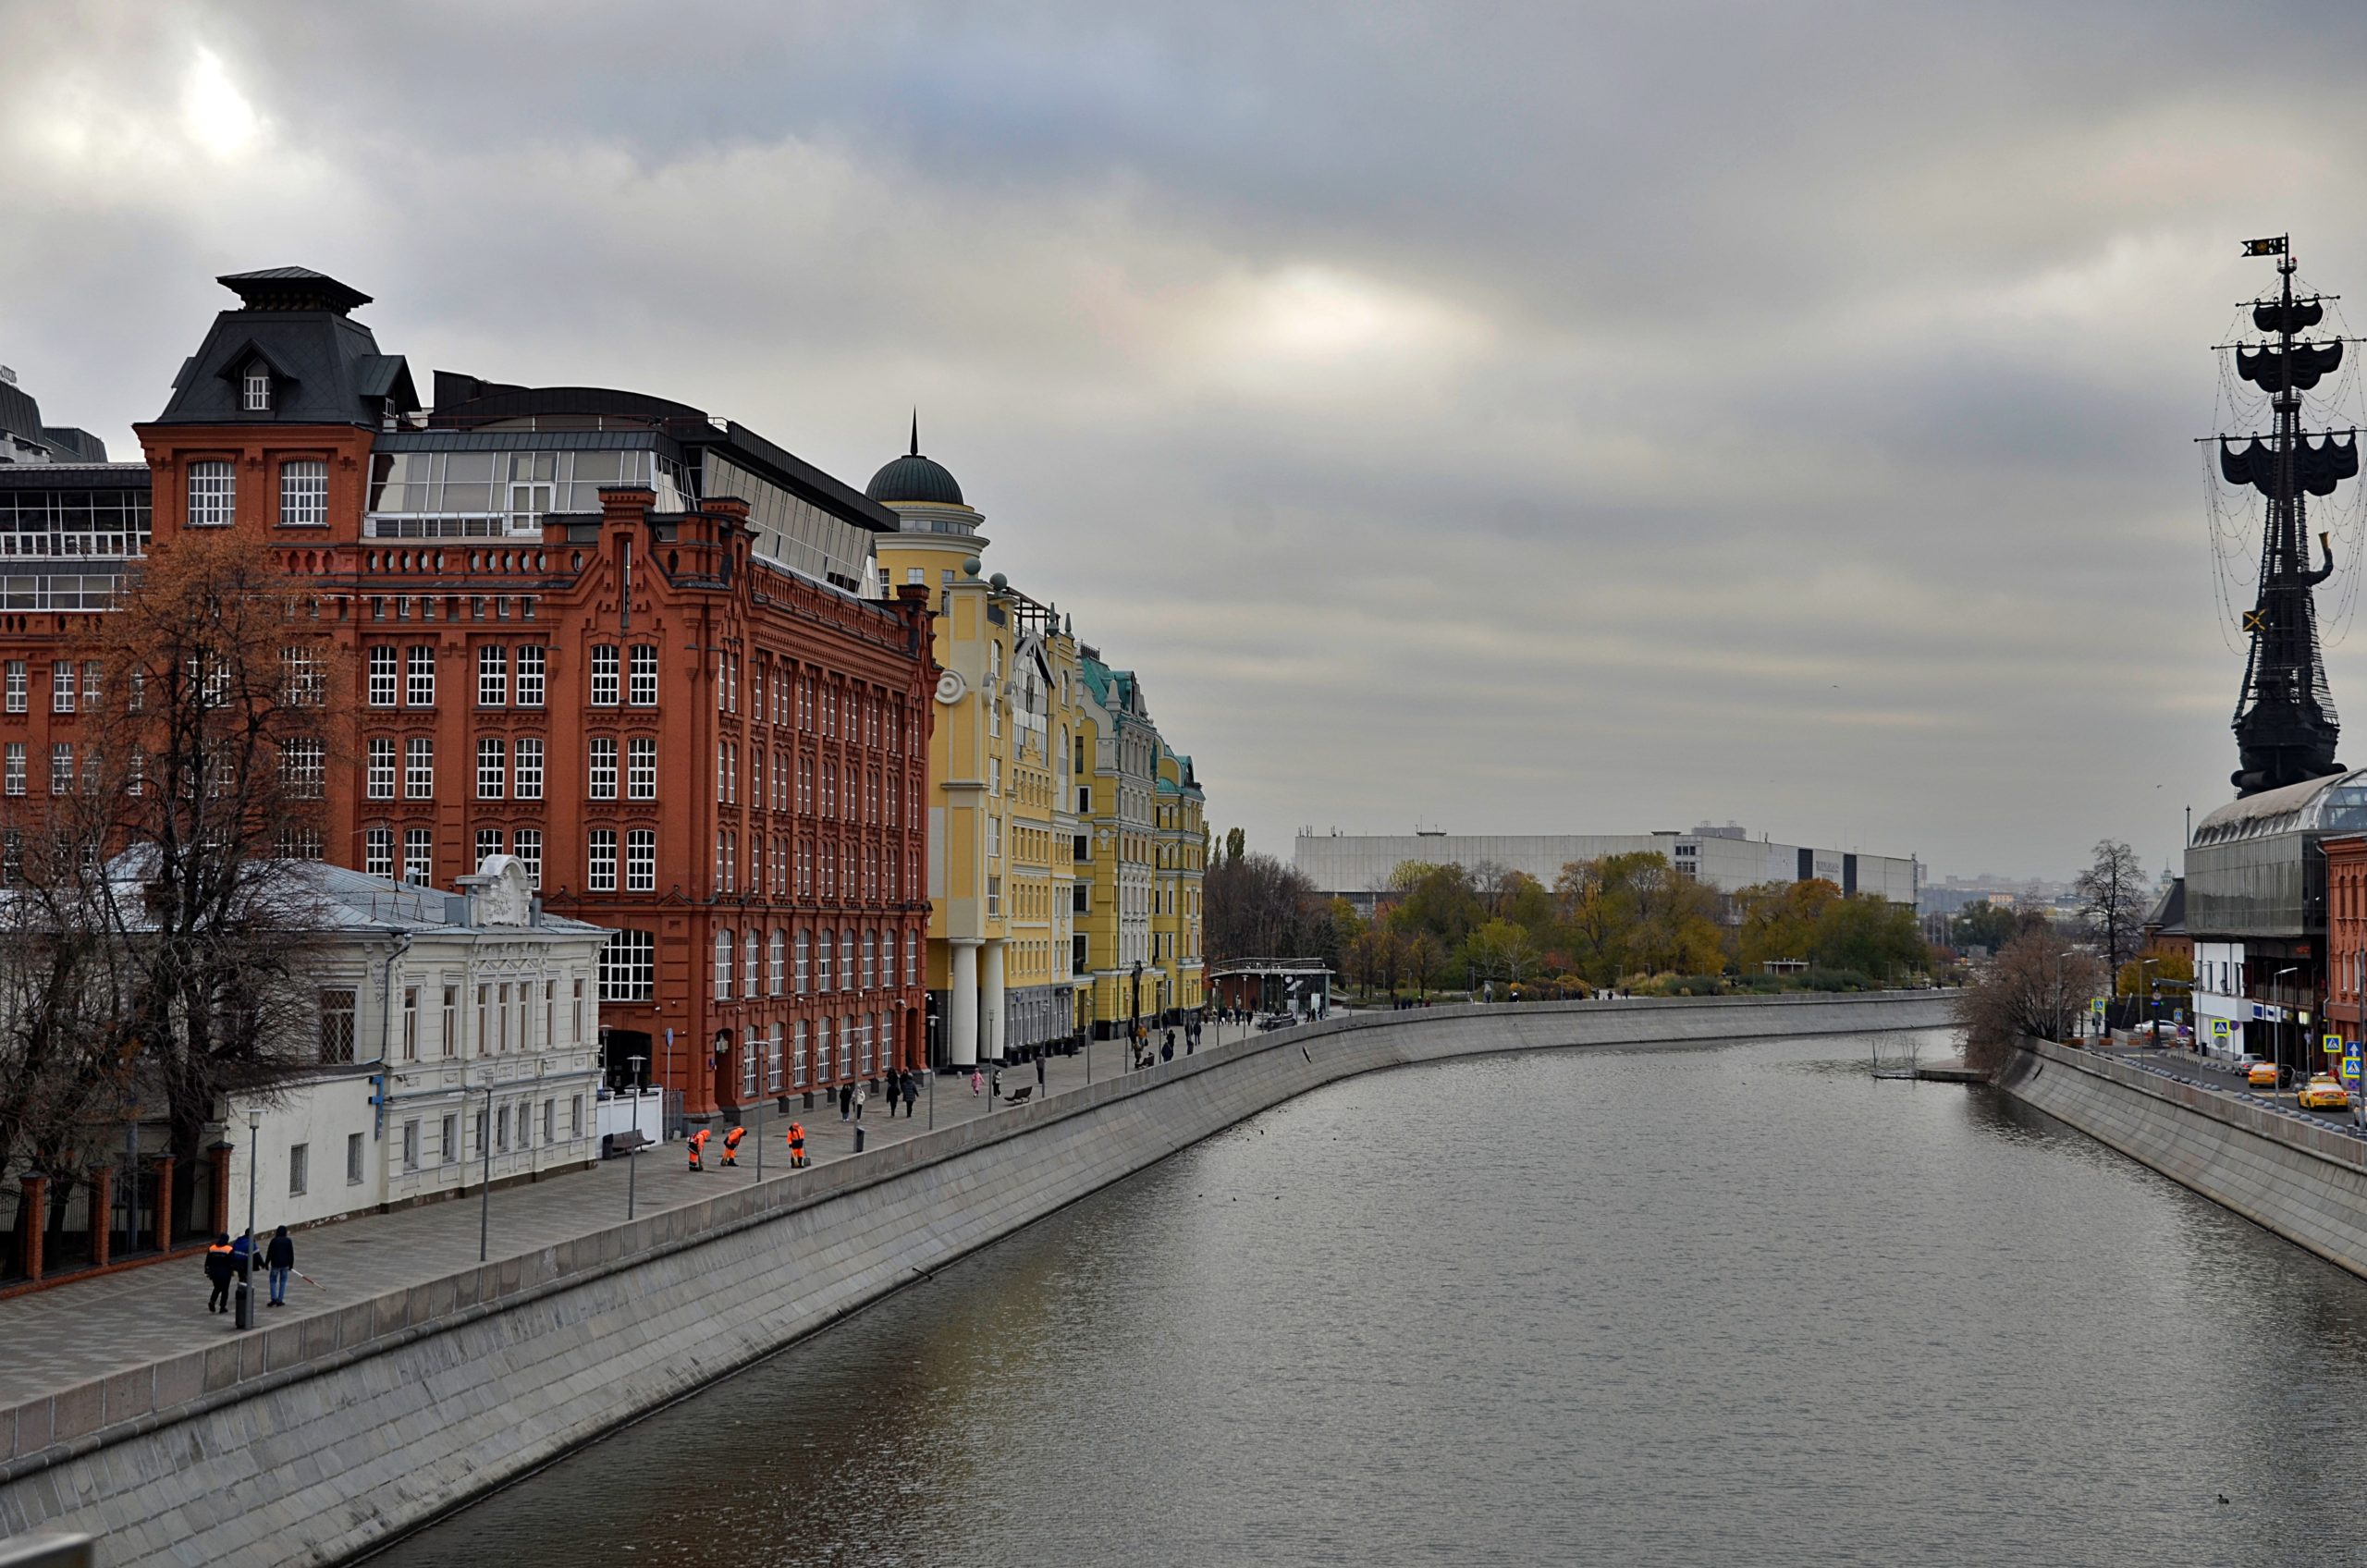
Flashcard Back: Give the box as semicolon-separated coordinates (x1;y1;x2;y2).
0;993;1946;1567
2002;1038;2367;1279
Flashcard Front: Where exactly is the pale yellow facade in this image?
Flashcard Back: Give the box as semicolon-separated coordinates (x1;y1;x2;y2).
872;470;1088;1065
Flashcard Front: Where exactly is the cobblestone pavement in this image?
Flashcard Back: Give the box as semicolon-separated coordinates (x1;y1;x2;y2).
0;1020;1273;1408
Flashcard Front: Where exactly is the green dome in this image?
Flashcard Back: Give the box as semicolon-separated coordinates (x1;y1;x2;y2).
866;416;963;505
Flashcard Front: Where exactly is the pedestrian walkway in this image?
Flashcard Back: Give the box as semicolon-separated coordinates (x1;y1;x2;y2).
0;1021;1263;1409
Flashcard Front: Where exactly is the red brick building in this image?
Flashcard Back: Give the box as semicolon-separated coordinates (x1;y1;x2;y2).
2325;838;2367;1049
2;267;935;1121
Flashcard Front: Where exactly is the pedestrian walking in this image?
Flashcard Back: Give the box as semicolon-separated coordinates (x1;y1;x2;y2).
786;1121;807;1168
721;1125;745;1167
971;1068;984;1096
854;1084;866;1122
688;1126;711;1171
902;1073;919;1118
840;1082;853;1121
203;1232;235;1314
264;1225;295;1308
1161;1030;1175;1062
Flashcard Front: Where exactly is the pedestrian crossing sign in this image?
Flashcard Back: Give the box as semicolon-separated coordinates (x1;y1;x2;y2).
2211;1019;2229;1037
2328;1034;2346;1056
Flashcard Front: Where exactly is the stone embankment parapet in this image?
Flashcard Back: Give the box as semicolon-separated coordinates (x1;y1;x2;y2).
2003;1037;2367;1277
0;991;1948;1565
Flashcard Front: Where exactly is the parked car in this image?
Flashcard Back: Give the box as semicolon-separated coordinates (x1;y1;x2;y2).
2299;1074;2352;1112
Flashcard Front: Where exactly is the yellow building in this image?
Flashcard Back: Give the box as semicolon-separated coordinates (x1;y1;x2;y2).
1075;654;1205;1036
867;431;1086;1065
1153;742;1207;1018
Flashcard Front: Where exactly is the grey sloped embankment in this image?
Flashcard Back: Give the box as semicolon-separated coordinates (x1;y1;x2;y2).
0;992;1946;1566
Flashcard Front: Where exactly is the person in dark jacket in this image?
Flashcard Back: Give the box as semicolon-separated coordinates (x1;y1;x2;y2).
203;1233;235;1314
264;1225;295;1306
902;1073;919;1118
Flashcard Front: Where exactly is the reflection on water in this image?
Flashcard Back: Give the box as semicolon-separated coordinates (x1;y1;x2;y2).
375;1030;2367;1567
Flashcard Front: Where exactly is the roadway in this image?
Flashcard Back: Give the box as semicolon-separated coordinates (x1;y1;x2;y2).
2103;1040;2367;1137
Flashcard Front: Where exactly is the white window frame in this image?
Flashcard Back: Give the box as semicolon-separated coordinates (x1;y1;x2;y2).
627;736;656;800
588;736;617;800
515;645;546;708
187;461;235;527
513;737;544;800
590;645;620;706
278;460;327;527
402;828;433;886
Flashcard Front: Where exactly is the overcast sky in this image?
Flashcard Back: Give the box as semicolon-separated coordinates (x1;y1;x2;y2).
9;1;2367;885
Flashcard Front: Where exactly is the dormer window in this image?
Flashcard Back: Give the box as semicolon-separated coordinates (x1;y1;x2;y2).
242;366;272;412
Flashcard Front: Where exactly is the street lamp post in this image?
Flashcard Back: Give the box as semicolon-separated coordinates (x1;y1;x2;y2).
627;1054;645;1220
1131;960;1143;1065
477;1076;494;1264
2274;966;2300;1085
241;1108;260;1327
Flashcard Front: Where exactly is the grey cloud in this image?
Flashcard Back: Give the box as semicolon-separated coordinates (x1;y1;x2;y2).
11;0;2367;878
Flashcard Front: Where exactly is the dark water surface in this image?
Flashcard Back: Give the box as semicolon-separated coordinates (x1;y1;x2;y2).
374;1030;2367;1567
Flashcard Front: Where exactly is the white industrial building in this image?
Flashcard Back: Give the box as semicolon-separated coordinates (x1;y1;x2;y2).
1296;824;1919;913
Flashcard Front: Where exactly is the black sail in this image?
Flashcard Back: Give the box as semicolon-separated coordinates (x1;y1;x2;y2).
2238;339;2344;393
2220;433;2361;497
2254;298;2325;336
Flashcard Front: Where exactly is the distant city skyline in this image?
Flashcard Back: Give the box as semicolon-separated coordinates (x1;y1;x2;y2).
9;2;2367;879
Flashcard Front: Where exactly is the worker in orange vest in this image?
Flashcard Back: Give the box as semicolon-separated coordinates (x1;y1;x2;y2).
687;1126;711;1171
720;1124;745;1167
786;1122;806;1168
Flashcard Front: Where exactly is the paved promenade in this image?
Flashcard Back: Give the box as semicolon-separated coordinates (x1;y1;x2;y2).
0;1021;1262;1409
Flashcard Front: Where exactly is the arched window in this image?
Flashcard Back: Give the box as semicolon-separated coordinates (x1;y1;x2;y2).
881;930;897;990
769;929;786;995
840;928;855;992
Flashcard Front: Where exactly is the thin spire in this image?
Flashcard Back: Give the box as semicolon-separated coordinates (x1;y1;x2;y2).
910;408;919;457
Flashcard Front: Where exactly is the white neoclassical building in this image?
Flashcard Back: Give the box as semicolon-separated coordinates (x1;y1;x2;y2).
219;855;631;1230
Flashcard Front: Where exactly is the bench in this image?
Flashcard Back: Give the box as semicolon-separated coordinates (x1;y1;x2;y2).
603;1129;652;1158
1004;1085;1035;1106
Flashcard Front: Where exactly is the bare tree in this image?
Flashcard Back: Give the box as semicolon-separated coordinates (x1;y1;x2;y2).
81;529;349;1199
2075;839;2147;981
0;785;134;1255
1205;850;1331;965
1955;927;2105;1079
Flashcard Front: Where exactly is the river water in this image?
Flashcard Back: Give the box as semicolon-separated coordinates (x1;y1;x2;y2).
374;1028;2367;1567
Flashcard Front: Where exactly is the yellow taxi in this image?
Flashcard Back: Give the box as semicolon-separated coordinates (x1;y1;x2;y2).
2299;1074;2351;1112
2247;1058;2281;1088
